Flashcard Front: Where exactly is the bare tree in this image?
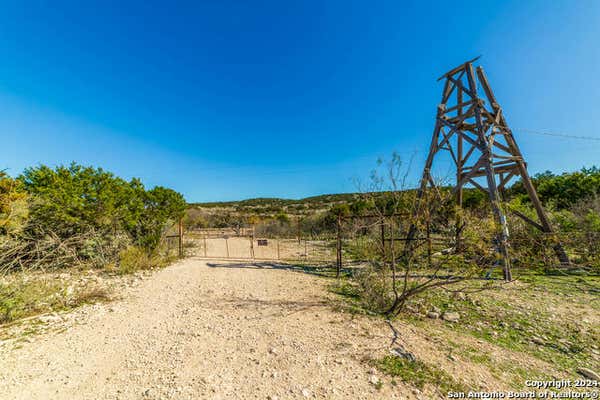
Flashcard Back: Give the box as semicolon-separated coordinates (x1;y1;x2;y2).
350;153;496;317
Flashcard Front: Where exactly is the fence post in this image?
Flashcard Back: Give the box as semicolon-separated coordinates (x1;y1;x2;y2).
380;221;386;259
276;239;280;260
336;215;342;278
225;237;230;258
203;234;208;257
250;233;255;259
178;218;183;258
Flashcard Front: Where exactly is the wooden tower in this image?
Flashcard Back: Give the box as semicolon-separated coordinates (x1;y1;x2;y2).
411;57;569;281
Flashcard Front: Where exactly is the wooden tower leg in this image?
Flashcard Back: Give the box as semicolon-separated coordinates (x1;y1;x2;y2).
476;66;570;266
482;160;512;281
466;64;512;281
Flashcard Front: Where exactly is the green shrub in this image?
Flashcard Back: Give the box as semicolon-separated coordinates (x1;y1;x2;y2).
117;246;169;274
0;164;185;273
20;163;138;237
19;163;185;252
510;167;600;209
353;266;395;313
129;186;186;250
0;172;28;235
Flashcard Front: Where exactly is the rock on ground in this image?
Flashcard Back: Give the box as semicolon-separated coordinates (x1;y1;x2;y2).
577;367;600;381
442;311;460;323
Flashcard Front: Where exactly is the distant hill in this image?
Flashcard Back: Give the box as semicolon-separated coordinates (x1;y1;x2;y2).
190;193;360;207
188;192;361;216
187;186;491;222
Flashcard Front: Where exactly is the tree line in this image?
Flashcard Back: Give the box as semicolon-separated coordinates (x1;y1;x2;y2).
0;163;186;272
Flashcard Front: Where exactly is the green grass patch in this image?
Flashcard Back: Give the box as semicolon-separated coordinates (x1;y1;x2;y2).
328;279;379;315
329;280;361;300
329;268;599;383
415;279;599;373
374;355;467;393
516;272;600;301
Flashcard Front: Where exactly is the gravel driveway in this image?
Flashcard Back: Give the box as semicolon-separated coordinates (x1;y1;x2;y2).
0;259;409;400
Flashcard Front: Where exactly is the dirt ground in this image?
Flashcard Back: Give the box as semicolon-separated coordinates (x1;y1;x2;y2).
0;259;415;400
1;258;597;400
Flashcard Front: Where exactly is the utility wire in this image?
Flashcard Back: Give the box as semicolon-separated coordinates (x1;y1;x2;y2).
515;128;600;142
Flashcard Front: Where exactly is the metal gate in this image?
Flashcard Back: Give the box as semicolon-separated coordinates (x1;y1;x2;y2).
183;228;337;263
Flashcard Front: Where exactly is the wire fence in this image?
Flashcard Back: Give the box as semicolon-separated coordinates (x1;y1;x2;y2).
181;215;444;269
177;213;600;276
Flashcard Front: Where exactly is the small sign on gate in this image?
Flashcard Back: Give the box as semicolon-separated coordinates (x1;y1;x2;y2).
257;239;268;246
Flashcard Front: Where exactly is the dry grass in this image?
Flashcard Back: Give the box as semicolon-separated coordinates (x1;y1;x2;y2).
0;273;112;325
0;242;177;327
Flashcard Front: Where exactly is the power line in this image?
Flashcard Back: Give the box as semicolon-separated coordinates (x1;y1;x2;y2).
515;128;600;142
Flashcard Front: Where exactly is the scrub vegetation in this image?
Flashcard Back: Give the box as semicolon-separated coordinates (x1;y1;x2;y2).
2;160;599;396
0;163;185;324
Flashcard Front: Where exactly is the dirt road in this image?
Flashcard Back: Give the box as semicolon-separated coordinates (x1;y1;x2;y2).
0;259;410;400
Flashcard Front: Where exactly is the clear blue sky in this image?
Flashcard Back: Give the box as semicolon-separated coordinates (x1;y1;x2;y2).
1;1;599;202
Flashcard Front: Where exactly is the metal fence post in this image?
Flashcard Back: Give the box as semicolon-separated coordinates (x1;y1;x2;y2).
178;218;183;258
336;215;342;278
